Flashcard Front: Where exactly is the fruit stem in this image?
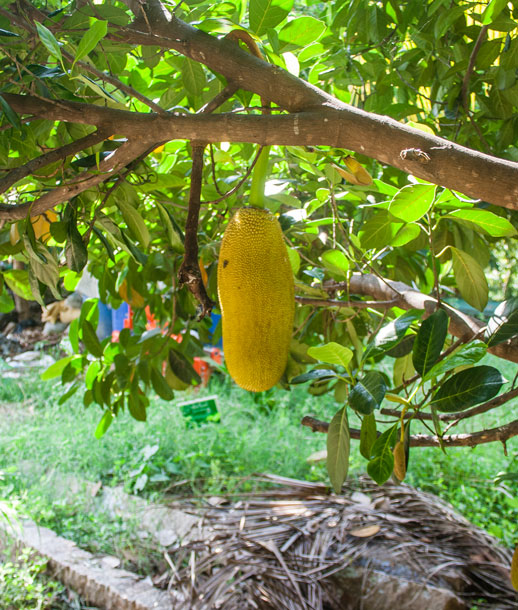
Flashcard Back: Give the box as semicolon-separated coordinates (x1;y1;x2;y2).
249;145;270;208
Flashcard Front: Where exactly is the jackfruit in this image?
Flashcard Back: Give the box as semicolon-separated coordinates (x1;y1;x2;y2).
217;207;294;392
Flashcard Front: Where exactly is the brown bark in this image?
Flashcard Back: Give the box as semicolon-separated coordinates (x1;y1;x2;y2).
4;94;518;214
301;415;518;448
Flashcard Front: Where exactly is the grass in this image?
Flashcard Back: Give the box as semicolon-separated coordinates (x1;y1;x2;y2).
0;353;517;607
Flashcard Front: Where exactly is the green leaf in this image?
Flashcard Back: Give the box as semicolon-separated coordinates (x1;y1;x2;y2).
320;249;349;278
35;21;63;64
486;298;518;347
287;247;300;275
367;310;421;358
326;407;350;493
307;342;353;368
451;247;489;311
128;392;147;421
69;318;80;353
94;410;113;439
249;0;293;35
278;16;326;48
482;0;508;24
118;199;150;249
367;424;398;485
156;202;184;253
81;320;103;358
360;413;377;459
447;209;517;237
423;340;487;381
389;183;436;222
3;269;33;300
430;365;505;413
150;366;175;401
168;348;201;386
412;309;449;376
0;95;22;131
390;223;421;247
66;223;88;272
73;19;107;66
348;371;387;415
0;290;14;313
182;58;206;97
360;210;400;249
41;356;73;380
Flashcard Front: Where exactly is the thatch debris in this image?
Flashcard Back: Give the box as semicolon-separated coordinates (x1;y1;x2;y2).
164;475;517;610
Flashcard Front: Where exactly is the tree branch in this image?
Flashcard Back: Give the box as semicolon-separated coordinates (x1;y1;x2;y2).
4;94;518;211
300;415;518;448
178;144;215;318
379;387;518;423
295;296;398;310
0;129;110;195
325;275;518;364
0;138;154;220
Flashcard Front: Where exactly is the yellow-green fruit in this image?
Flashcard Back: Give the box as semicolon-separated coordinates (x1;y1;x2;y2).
217;207;294;392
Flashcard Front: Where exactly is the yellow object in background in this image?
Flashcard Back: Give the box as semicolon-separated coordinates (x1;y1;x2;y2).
10;210;58;245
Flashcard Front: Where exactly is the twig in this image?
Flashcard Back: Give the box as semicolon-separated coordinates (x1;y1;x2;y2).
178;144;215;318
295;296;398;309
0;129;110;195
203;145;265;205
301;415;518;448
0;138;154;220
461;25;489;112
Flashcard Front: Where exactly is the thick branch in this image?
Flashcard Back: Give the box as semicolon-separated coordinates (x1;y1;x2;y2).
301;415;518;448
4;94;518;211
0;129;109;195
326;275;518;364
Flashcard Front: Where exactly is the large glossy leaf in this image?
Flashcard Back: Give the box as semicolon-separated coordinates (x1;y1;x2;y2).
486;298;518;346
307;342;353;368
389;183;436;222
412;309;449;376
451;247;488;312
327;407;350;493
447;209;517;237
430;365;505;413
348;371;387;415
249;0;293;35
482;0;508;24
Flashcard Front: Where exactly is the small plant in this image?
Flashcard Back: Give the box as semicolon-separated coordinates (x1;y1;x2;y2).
0;547;65;609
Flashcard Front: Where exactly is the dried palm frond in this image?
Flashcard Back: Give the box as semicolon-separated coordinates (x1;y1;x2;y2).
165;475;517;610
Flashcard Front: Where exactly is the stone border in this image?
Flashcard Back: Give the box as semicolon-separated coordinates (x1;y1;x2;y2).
0;517;172;610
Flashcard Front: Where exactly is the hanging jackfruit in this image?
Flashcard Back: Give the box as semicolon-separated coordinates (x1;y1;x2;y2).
217;207;294;392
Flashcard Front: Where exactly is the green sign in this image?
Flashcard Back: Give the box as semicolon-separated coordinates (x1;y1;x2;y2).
178;395;220;424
